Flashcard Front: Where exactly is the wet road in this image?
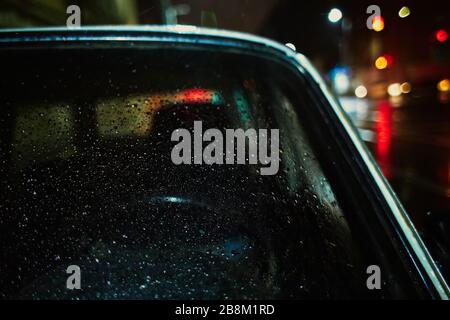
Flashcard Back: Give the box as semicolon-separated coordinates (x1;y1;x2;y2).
341;93;450;278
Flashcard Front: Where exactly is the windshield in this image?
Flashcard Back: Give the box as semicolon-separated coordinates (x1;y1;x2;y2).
0;44;417;299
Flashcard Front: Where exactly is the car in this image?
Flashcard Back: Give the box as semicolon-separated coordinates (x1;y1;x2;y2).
0;26;448;300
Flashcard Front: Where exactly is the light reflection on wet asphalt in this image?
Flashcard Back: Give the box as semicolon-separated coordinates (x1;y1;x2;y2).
342;94;450;276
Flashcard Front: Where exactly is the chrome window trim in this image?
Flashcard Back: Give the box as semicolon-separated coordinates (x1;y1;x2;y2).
0;25;448;299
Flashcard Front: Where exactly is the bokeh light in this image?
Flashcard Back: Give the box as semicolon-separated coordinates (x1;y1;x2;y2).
355;85;368;98
435;29;448;42
437;79;450;92
328;8;343;23
388;83;402;97
334;71;350;94
375;56;388;69
285;43;296;51
398;7;411;18
372;16;385;32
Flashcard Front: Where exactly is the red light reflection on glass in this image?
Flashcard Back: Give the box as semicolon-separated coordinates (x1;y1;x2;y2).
376;100;392;178
180;89;214;104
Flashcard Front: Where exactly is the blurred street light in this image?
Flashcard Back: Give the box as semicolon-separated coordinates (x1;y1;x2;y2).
437;79;450;92
330;67;350;95
355;85;368;98
388;83;402;97
372;16;385;32
400;82;412;94
398;6;411;18
328;8;343;23
375;56;388;69
435;29;448;43
334;72;350;94
326;9;352;68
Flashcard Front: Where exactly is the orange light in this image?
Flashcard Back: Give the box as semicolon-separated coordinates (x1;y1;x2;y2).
372;16;385;32
375;56;388;70
376;101;392;178
436;29;448;42
437;79;450;92
355;85;368;98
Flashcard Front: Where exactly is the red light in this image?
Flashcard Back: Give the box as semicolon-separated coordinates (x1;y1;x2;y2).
181;89;213;104
383;54;393;66
435;29;448;42
376;100;392;178
372;16;385;32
